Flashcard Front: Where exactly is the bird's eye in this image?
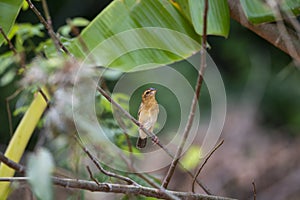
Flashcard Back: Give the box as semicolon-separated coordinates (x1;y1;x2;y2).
145;90;151;95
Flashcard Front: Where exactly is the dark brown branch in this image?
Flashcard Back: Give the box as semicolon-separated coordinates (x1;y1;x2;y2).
86;165;101;186
162;0;209;189
0;150;228;199
114;109;134;166
0;26;17;55
25;0;70;55
192;140;224;192
0;152;25;174
41;0;53;28
75;136;138;186
0;25;26;69
118;153;180;200
227;0;300;63
6;88;23;135
0;177;236;200
252;181;257;200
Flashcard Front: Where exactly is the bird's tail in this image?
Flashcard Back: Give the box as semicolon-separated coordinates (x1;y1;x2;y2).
136;137;147;149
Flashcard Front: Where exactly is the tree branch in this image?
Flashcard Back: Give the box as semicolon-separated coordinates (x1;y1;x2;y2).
0;26;17;55
162;0;209;189
0;152;234;200
0;152;25;174
25;0;70;55
227;0;300;63
192;140;224;192
74;136;138;186
0;177;236;200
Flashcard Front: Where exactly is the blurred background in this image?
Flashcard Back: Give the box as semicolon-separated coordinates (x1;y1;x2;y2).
1;0;300;199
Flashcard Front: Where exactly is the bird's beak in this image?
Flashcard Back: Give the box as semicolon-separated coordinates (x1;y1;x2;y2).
149;88;157;94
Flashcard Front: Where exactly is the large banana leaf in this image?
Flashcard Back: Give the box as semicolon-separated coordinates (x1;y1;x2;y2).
240;0;300;24
68;0;202;72
0;0;23;46
171;0;230;37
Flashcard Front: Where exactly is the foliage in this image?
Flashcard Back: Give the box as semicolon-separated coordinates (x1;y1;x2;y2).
0;0;300;199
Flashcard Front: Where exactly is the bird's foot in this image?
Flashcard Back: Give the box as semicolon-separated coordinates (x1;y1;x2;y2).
152;136;159;145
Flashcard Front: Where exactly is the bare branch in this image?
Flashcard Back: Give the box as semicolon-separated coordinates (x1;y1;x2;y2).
41;0;53;28
0;148;224;199
192;140;224;192
25;0;70;55
114;109;134;167
252;181;257;200
162;0;209;189
0;152;25;174
227;0;300;63
6;88;23;135
86;165;101;186
0;177;237;200
0;25;26;69
74;136;138;186
0;26;17;55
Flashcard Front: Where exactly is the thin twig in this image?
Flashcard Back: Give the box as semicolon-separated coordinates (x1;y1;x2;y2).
118;153;180;200
74;136;138;186
0;152;25;173
96;84;211;194
25;0;70;55
86;165;101;186
0;150;225;199
114;109;134;168
162;0;209;189
41;0;52;28
6;88;23;136
192;140;224;192
0;25;26;69
252;181;257;200
0;26;17;55
0;176;236;200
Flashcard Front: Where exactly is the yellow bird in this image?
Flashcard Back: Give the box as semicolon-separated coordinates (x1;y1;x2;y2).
136;88;159;149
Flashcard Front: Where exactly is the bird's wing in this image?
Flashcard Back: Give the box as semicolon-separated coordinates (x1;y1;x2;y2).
138;102;144;119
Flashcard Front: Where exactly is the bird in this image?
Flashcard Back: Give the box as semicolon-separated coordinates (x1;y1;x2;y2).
136;88;159;149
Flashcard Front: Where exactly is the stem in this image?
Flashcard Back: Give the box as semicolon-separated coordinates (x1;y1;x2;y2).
0;26;17;55
192;140;224;192
0;152;234;200
162;0;209;189
25;0;70;55
0;177;237;200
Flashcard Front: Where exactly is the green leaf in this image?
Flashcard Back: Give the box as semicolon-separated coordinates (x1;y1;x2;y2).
189;0;230;37
240;0;300;24
68;0;201;72
71;17;90;27
27;148;54;200
58;17;90;37
0;52;15;74
180;145;202;170
0;52;18;86
0;0;23;46
0;69;15;86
